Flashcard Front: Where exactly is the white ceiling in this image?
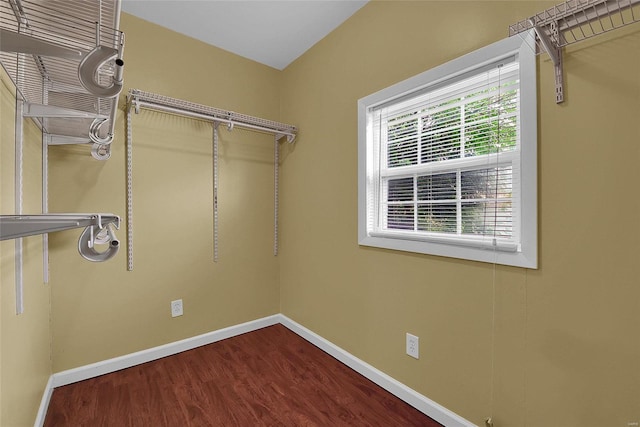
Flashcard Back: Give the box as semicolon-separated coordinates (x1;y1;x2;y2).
120;0;368;70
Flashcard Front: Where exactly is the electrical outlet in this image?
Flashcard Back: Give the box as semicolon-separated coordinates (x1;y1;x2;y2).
171;299;183;317
406;333;419;359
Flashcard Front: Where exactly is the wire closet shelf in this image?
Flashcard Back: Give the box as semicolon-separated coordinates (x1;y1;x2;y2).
125;89;298;271
128;89;297;142
0;0;125;159
509;0;640;103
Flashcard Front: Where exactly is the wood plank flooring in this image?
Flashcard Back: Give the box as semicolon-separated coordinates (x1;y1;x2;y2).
44;324;442;426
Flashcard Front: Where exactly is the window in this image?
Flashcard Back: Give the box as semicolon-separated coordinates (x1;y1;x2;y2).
358;32;537;268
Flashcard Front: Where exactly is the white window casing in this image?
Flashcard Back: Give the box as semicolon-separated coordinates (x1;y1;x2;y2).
358;31;537;269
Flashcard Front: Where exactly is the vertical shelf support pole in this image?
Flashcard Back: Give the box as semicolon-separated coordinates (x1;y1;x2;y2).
549;21;564;104
42;133;49;283
213;123;219;262
274;135;279;256
15;97;24;314
42;77;49;284
125;98;135;271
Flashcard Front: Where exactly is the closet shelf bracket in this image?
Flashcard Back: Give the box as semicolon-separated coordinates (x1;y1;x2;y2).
531;21;565;103
22;103;108;120
509;0;640;103
0;214;120;241
0;28;85;60
276;132;296;144
48;134;94;146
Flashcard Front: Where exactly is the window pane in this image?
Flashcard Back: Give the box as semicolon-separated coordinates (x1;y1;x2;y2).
461;201;513;237
421;103;461;163
424;103;461;133
387;114;418;167
417;173;456;201
387;204;414;230
464;88;518;157
461;167;512;200
387;178;414;201
422;127;461;163
496;113;517;151
417;203;457;233
464;120;499;156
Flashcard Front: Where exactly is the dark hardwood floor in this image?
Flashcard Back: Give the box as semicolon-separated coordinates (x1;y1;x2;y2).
44;324;442;426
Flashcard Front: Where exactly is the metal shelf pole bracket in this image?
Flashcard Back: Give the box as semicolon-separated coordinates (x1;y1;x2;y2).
531;20;565;103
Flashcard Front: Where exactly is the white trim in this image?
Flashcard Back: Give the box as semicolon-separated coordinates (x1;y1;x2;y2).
34;375;54;427
278;315;475;427
41;314;473;427
51;315;281;387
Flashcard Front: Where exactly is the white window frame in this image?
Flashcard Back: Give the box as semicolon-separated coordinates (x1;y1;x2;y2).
358;32;537;269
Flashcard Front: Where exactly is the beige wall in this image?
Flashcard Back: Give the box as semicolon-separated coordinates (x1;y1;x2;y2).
1;70;51;426
47;14;283;372
2;2;639;426
279;1;640;427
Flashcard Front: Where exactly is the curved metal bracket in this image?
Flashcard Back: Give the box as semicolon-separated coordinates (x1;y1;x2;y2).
78;45;124;98
89;117;114;145
78;223;120;262
91;143;111;160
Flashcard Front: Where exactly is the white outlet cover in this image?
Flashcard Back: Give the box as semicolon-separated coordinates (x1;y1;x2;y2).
171;299;183;317
406;333;419;359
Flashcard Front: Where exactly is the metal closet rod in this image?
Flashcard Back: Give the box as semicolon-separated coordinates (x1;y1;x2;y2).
128;91;297;142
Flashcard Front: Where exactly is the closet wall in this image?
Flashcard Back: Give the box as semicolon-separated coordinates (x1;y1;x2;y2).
3;2;639;426
47;14;282;372
279;1;640;427
0;70;51;426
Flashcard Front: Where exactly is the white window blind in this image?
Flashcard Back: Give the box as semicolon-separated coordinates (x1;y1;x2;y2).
358;33;537;268
371;60;520;251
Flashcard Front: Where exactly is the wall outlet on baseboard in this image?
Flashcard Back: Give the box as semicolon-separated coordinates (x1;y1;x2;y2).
171;299;183;317
406;333;419;359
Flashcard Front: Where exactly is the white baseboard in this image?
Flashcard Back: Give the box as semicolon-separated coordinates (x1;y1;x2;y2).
278;314;475;427
51;314;281;388
34;375;54;427
41;313;473;427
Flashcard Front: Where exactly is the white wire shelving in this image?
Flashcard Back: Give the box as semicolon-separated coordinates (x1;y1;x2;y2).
128;89;297;142
509;0;640;103
125;89;298;270
1;0;125;314
0;0;125;159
